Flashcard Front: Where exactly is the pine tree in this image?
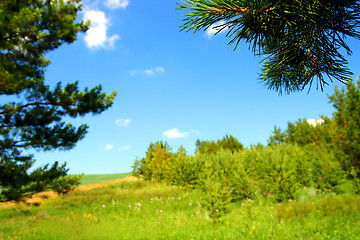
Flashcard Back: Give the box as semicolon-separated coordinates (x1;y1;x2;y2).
268;126;286;145
0;0;117;200
178;0;360;94
329;77;360;177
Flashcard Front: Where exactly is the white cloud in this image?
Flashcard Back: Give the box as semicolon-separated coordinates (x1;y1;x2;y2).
108;34;120;48
307;118;324;127
105;0;129;9
130;66;165;77
119;145;131;152
129;70;138;76
83;10;119;49
145;66;165;76
104;144;114;150
115;118;132;127
163;128;197;139
205;20;227;39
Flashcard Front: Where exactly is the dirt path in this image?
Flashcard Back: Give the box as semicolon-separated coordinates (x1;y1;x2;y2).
0;175;137;209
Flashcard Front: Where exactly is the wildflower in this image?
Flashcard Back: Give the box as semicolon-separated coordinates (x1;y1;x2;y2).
255;192;257;195
129;205;131;208
150;198;154;201
172;196;174;199
198;204;201;208
196;211;200;214
186;192;189;195
216;209;219;212
156;209;159;213
137;202;142;207
102;205;106;208
189;202;192;206
179;197;181;200
304;186;307;190
242;203;244;206
160;210;163;213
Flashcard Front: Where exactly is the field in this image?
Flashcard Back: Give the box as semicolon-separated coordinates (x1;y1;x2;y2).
0;174;359;240
79;173;132;186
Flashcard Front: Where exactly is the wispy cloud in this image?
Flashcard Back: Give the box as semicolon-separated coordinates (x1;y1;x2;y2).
130;66;165;77
163;128;198;139
104;144;114;150
119;145;131;152
105;0;130;9
102;144;131;151
144;66;165;76
83;10;119;49
205;20;227;39
115;118;132;127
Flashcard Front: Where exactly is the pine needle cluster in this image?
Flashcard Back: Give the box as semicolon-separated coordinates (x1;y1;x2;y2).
178;0;360;94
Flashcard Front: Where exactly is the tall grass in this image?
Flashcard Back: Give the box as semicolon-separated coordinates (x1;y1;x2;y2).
1;178;359;239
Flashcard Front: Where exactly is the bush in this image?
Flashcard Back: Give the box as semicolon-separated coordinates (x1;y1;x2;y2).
242;144;346;201
50;174;83;194
196;150;251;223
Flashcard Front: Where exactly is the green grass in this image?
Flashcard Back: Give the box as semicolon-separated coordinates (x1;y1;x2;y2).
79;173;131;186
1;179;359;239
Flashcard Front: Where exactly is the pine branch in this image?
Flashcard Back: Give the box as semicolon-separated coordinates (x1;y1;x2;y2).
178;0;360;93
0;102;63;115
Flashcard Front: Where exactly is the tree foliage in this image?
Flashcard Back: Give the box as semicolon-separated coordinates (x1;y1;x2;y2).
132;141;174;182
0;0;116;200
178;0;360;94
195;134;243;154
329;78;360;177
267;77;360;177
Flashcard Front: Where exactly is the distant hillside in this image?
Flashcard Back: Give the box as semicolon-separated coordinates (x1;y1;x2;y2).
79;173;131;186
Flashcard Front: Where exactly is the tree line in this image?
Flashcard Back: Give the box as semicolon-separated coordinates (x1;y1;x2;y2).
132;79;360;221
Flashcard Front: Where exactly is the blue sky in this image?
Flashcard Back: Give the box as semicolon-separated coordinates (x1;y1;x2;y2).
32;0;360;174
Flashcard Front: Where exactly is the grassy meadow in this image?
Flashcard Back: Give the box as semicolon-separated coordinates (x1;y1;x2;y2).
79;173;132;186
1;175;359;240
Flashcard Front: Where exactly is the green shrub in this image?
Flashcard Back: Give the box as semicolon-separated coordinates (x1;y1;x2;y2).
50;174;83;194
241;144;346;201
172;155;203;188
196;150;251;223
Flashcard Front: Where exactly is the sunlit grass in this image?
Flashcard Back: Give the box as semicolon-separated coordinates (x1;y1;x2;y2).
79;173;132;186
1;178;359;239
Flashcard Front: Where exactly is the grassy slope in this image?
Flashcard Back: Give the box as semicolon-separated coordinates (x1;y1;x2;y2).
79;173;132;186
0;178;359;240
